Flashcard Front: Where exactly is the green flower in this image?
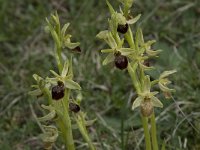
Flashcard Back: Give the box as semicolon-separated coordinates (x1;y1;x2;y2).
132;75;163;117
40;125;58;149
45;12;80;50
29;74;50;97
96;30;134;66
47;59;81;90
158;70;177;99
106;0;141;34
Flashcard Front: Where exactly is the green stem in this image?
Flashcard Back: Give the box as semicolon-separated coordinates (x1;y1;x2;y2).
62;90;75;150
142;116;152;150
125;27;135;49
80;128;96;150
120;100;126;150
150;112;159;150
75;114;96;150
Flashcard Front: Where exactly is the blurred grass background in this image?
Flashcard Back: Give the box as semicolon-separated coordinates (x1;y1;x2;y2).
0;0;200;149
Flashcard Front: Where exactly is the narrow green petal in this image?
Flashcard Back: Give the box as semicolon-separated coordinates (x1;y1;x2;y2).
61;23;70;38
101;49;114;53
143;75;151;92
119;48;135;56
50;70;60;77
132;96;143;110
151;96;163;108
46;77;58;85
28;89;42;96
102;53;114;65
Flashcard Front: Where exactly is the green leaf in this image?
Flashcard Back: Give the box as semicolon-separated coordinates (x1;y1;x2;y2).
151;96;163;108
102;53;114;65
127;14;141;24
132;96;143;110
65;79;81;90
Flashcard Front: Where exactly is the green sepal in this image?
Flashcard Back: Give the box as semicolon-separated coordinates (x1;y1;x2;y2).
38;105;56;122
132;96;143;110
127;14;141;24
102;53;115;65
65;79;81;90
159;70;177;79
146;49;162;57
40;125;58;143
151;96;163;108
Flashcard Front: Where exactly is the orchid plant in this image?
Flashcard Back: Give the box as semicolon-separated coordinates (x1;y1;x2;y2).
97;0;176;149
29;12;96;150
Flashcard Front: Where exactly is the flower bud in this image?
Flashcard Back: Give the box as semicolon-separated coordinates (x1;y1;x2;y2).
140;99;153;117
114;52;128;70
117;23;128;34
72;46;81;53
69;102;80;113
51;81;65;100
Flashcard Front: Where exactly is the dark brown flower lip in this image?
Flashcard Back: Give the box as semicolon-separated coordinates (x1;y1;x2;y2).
114;54;128;70
140;100;153;117
51;82;65;100
69;102;80;113
117;23;128;34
